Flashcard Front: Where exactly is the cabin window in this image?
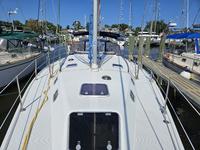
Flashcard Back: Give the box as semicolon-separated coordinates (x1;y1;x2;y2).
80;84;109;96
68;58;74;61
102;75;112;80
53;89;58;102
67;63;77;67
130;90;135;102
69;112;119;150
193;61;200;67
181;58;186;62
112;64;123;68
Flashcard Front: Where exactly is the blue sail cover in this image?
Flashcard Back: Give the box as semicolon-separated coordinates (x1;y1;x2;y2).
167;32;200;39
195;39;200;54
88;14;93;64
167;32;200;54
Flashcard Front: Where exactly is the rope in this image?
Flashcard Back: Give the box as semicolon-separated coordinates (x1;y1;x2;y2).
21;74;51;150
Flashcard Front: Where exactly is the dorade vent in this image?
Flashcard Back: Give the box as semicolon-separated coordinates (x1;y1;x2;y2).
53;89;58;102
112;64;123;68
130;90;135;102
69;112;119;150
68;58;74;61
80;84;109;96
102;75;111;80
67;63;77;68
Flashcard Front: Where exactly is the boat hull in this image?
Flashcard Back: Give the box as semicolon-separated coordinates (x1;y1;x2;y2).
0;53;47;88
163;56;200;83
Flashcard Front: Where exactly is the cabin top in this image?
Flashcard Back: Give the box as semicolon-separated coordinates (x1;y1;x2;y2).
1;54;184;150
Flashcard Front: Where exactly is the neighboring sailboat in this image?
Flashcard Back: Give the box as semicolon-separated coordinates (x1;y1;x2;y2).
0;31;47;88
163;32;200;82
1;0;184;149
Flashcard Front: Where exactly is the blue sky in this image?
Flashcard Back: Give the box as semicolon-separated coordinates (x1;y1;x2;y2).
0;0;199;28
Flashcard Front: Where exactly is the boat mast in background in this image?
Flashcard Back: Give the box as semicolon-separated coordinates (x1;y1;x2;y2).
8;8;18;30
186;0;189;30
56;0;60;34
128;0;132;28
37;0;47;34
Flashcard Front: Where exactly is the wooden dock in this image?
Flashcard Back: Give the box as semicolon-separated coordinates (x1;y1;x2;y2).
142;56;200;107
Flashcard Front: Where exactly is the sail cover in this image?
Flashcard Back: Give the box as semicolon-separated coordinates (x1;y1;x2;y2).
167;32;200;39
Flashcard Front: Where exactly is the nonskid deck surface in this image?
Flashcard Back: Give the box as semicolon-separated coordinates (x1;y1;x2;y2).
1;54;184;150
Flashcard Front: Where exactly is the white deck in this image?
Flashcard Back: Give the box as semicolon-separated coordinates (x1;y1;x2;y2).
1;54;184;150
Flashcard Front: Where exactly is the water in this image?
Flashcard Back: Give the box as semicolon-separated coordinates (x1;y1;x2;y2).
0;46;199;149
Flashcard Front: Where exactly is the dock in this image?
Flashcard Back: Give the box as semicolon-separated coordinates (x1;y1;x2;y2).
142;56;200;107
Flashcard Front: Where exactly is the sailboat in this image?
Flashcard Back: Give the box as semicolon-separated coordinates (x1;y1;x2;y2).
0;31;47;88
163;32;200;82
0;0;184;149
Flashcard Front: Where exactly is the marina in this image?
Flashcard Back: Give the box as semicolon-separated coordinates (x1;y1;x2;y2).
0;0;200;150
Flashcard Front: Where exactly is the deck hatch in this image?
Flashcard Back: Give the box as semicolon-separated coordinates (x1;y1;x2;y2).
80;84;109;96
69;112;119;150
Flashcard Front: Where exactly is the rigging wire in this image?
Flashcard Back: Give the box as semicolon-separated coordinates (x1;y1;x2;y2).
16;0;26;22
51;0;58;20
0;0;9;21
140;0;147;32
192;7;200;25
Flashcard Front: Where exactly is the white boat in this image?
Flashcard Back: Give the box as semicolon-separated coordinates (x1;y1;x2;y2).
138;32;161;47
0;1;184;149
164;33;200;82
163;52;200;82
0;32;47;88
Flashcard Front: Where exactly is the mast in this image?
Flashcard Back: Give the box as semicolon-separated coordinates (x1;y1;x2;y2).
56;0;60;34
128;0;132;28
92;0;98;69
186;0;189;30
119;0;123;24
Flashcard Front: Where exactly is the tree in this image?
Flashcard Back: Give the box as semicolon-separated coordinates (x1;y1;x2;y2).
66;25;70;29
134;27;142;35
72;21;82;30
111;24;119;29
118;24;129;32
13;20;24;27
145;20;168;34
25;19;40;33
111;24;129;32
46;21;57;33
104;24;110;28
